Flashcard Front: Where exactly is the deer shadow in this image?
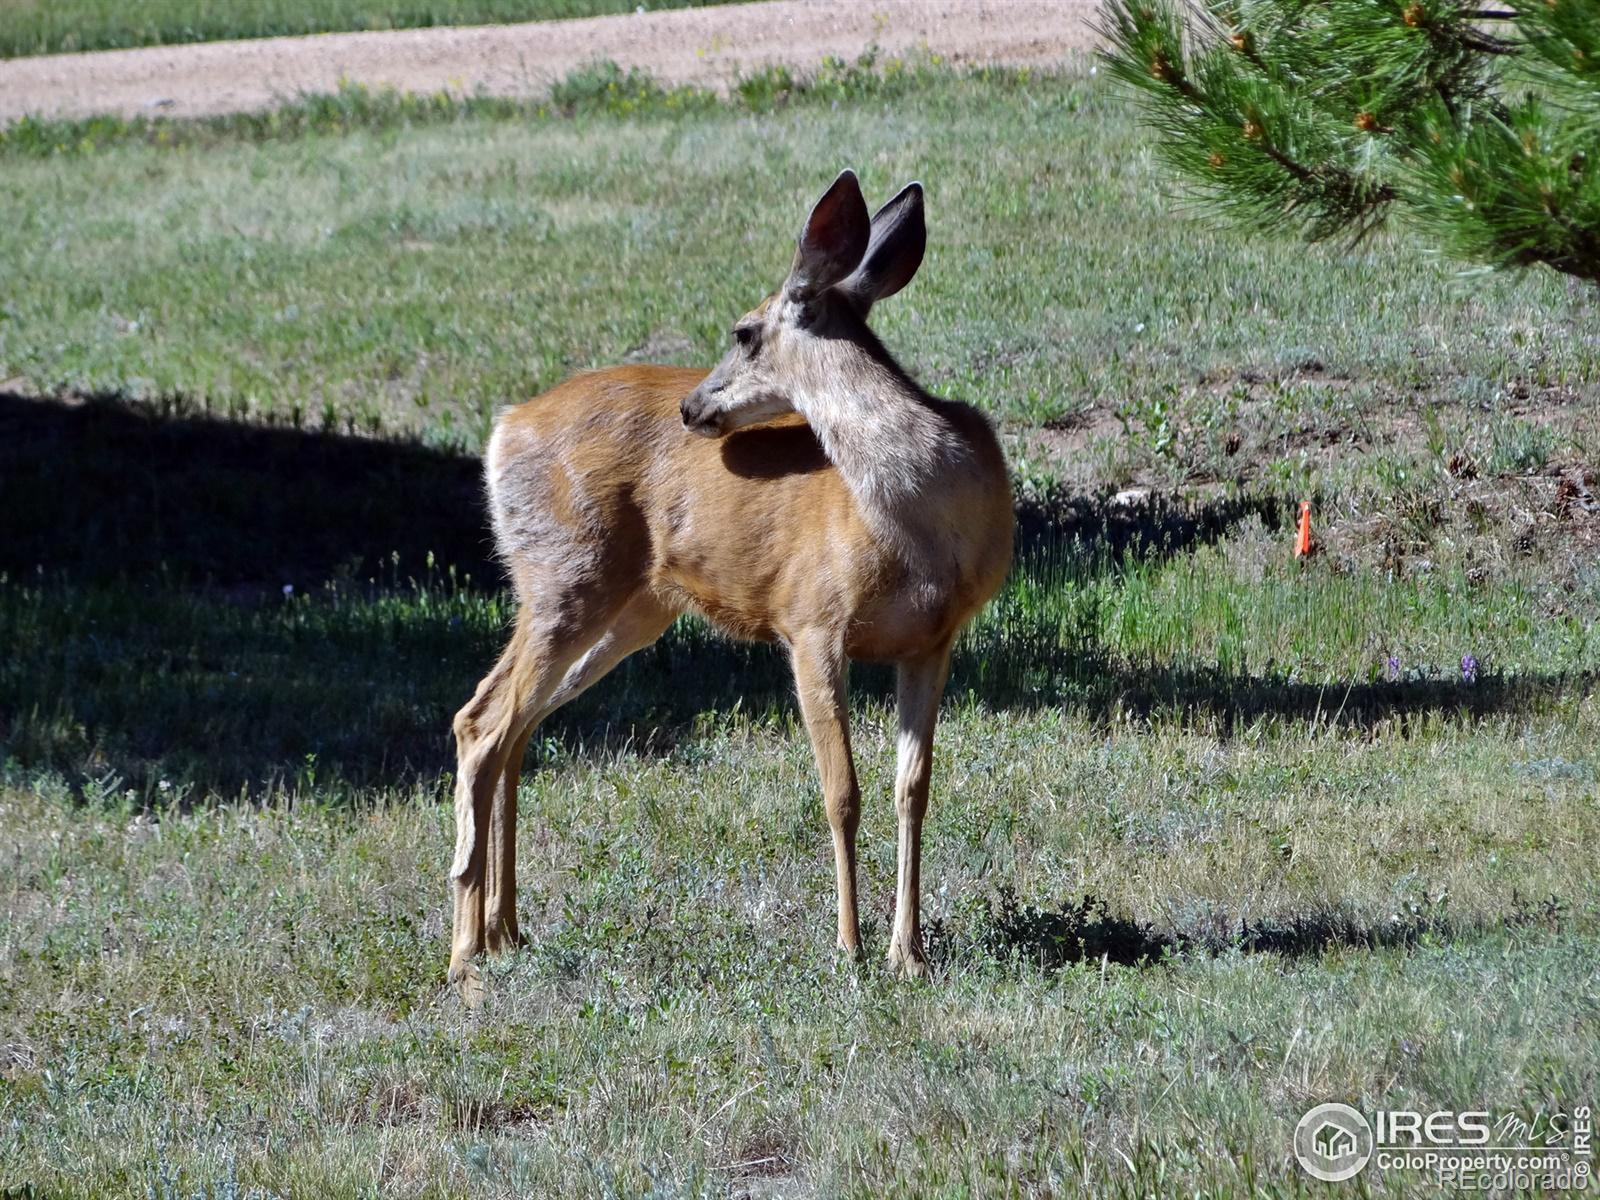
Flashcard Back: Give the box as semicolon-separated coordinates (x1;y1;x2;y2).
923;886;1562;972
0;391;1587;797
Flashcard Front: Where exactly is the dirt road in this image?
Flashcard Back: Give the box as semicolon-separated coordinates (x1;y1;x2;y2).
0;0;1100;124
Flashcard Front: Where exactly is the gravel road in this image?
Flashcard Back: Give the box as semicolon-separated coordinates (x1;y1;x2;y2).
0;0;1100;123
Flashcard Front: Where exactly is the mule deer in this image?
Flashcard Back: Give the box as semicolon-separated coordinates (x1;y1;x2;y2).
448;170;1013;996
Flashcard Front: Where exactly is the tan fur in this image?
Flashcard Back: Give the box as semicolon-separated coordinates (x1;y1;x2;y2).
448;176;1013;995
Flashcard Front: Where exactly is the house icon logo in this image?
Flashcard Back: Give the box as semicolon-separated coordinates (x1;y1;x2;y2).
1294;1103;1374;1182
1316;1122;1357;1160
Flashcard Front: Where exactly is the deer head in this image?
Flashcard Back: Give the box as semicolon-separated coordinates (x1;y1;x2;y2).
679;170;927;438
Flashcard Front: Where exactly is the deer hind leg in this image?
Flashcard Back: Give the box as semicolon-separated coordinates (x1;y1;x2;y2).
789;632;862;958
482;592;677;954
451;618;564;993
483;722;535;955
887;643;953;979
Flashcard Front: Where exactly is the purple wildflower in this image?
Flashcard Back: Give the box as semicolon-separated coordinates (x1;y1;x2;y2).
1461;653;1479;684
1385;654;1400;682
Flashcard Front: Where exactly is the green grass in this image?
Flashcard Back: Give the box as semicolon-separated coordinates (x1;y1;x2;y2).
0;0;741;58
2;62;1599;1197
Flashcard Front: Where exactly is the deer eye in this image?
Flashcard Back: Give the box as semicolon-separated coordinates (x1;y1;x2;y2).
733;324;758;349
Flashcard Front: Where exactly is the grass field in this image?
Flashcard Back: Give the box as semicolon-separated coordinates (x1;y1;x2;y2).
1;62;1598;1197
0;0;729;58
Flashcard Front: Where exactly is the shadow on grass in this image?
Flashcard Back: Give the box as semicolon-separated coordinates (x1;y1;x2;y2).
0;391;1269;587
0;390;498;588
958;647;1596;733
1013;484;1286;568
0;392;1590;796
926;886;1561;971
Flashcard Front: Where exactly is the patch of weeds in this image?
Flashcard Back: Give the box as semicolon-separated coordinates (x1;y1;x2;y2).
1117;386;1180;463
735;47;980;112
1486;414;1564;476
547;60;714;118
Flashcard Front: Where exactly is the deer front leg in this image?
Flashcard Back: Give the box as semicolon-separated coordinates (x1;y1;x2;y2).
789;633;862;958
887;644;952;979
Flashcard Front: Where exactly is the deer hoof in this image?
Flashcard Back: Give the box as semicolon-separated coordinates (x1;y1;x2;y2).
448;959;486;1009
886;940;928;980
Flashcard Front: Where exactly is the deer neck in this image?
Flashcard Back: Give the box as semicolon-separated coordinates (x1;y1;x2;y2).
789;348;970;553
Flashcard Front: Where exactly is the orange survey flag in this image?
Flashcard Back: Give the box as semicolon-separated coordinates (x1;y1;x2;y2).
1295;500;1313;557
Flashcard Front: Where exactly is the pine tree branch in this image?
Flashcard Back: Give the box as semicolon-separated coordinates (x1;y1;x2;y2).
1098;0;1600;283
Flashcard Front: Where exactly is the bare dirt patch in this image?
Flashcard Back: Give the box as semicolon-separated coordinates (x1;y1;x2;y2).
0;0;1100;123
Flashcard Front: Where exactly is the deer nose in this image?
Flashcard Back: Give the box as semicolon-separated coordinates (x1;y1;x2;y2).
680;390;719;438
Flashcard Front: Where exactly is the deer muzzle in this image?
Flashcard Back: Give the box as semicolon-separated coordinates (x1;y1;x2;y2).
679;384;724;438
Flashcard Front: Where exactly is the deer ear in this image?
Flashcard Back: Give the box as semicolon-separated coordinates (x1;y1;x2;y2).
838;182;925;315
786;170;870;299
